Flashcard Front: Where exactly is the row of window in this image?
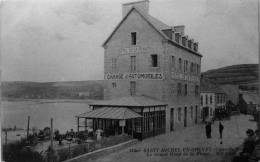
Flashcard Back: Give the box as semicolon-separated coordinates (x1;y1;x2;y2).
175;33;198;52
111;55;200;75
112;81;199;97
175;106;198;122
176;83;199;96
112;81;136;96
200;95;213;105
216;95;226;104
200;94;226;105
131;32;198;53
171;56;200;75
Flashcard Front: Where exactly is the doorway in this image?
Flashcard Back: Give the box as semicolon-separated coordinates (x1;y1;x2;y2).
184;107;187;127
170;108;174;131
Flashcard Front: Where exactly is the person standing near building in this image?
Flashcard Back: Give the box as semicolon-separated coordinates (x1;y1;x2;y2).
205;122;212;139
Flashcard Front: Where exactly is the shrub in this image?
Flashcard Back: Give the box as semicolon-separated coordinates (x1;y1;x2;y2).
3;138;44;162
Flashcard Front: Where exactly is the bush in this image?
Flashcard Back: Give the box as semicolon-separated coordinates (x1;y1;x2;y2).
3;138;44;162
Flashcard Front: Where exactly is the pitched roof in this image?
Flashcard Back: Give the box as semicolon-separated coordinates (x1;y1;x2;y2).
76;107;142;119
103;7;202;57
102;7;169;47
89;95;167;107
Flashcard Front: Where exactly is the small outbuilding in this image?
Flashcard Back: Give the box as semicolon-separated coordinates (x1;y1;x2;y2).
76;95;167;140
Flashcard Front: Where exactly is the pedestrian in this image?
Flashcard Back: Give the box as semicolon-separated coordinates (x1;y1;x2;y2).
219;122;224;139
205;122;212;139
232;129;255;162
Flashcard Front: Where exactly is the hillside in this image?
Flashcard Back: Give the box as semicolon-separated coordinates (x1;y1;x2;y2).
202;64;258;91
1;80;104;100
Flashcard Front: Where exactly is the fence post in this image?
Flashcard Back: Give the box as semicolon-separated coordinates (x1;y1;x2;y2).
27;116;30;140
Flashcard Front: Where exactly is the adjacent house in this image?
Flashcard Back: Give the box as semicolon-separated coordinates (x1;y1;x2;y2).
200;78;227;121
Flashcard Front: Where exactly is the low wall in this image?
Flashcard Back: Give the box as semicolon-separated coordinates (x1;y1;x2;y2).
63;139;138;162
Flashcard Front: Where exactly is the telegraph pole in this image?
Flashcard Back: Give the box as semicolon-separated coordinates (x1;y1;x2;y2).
50;118;53;150
27;116;30;140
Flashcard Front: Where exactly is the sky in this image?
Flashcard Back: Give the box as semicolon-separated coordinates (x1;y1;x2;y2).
0;0;259;82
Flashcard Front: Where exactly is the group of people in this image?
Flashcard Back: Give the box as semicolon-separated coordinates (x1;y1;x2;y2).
205;121;224;143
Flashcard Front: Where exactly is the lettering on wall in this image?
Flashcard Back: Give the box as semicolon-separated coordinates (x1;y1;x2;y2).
105;73;164;80
171;72;199;82
121;46;148;55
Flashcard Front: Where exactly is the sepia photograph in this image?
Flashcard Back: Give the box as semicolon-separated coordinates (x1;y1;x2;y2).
0;0;259;162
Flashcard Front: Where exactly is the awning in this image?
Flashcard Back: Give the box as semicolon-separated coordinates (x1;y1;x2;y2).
76;107;142;120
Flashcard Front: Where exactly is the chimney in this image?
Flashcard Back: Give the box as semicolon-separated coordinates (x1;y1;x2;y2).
122;0;149;17
174;25;185;35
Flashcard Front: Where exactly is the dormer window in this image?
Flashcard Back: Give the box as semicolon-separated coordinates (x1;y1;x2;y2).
188;40;192;48
175;33;180;43
182;37;186;46
194;43;198;52
131;32;136;45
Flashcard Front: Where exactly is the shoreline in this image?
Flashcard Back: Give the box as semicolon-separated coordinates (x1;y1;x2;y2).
2;98;102;103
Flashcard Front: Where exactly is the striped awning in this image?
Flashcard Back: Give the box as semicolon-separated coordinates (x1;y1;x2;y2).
76;107;142;120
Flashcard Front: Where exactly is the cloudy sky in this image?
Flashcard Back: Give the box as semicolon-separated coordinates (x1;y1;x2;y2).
1;0;259;82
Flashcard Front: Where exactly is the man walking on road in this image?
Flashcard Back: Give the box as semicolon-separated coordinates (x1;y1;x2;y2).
205;122;212;139
219;121;224;139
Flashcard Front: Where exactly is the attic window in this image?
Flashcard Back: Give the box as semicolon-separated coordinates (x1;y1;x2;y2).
131;32;136;45
182;37;186;46
194;43;198;52
175;33;180;43
188;40;192;48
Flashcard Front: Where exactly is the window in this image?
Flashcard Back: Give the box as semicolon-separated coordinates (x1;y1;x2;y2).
112;58;117;71
175;33;180;43
130;81;136;96
178;58;182;72
178;107;182;122
130;56;136;72
188;40;191;48
182;37;186;46
177;83;182;96
170;83;175;95
184;84;188;96
210;95;212;104
195;85;199;96
131;32;136;45
206;95;208;105
112;82;116;88
171;56;175;69
190;63;193;73
194;43;198;51
151;54;158;67
184;60;188;73
201;96;203;105
190;106;193;119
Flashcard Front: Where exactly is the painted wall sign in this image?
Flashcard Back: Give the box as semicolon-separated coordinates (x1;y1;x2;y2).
171;72;199;82
105;73;164;80
121;46;148;55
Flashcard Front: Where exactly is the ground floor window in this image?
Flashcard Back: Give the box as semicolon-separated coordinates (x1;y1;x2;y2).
190;106;193;119
178;107;182;122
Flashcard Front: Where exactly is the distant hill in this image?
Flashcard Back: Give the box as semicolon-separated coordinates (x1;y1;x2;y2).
202;64;258;91
1;80;104;100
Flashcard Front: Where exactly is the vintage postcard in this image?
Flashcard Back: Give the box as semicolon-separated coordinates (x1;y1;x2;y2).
1;0;259;162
